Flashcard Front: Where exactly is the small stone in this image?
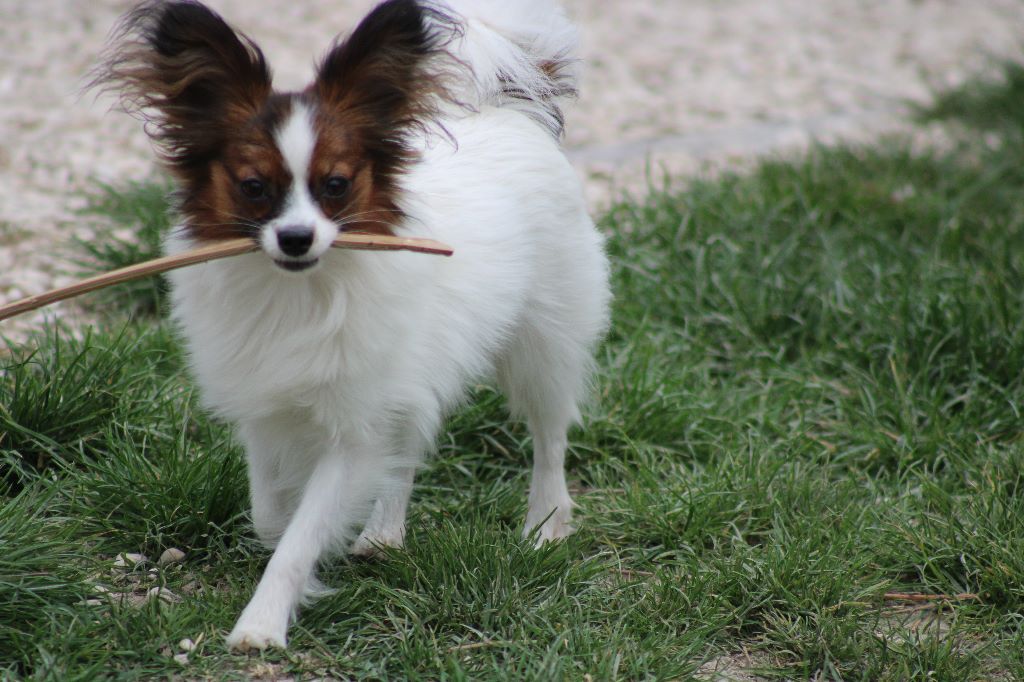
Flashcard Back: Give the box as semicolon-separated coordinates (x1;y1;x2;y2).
146;586;181;604
173;653;190;665
178;638;195;652
113;553;147;569
158;548;186;566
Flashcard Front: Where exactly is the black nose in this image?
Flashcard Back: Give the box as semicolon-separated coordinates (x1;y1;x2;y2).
277;226;314;257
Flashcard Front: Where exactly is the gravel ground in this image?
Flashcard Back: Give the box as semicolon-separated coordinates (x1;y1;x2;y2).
0;0;1021;339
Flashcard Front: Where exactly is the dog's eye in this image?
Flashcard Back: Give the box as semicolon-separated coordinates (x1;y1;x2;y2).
240;178;267;200
323;176;350;199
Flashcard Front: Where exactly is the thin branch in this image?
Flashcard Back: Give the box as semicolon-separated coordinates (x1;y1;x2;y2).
0;233;452;322
882;592;980;603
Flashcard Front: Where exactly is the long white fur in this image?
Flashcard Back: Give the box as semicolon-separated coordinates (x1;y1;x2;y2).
430;0;581;135
164;0;610;650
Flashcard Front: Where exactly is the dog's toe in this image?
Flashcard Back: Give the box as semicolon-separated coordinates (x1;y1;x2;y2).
350;528;404;558
226;624;287;652
524;508;575;548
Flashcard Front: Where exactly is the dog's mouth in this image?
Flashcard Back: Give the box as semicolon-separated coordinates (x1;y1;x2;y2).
274;258;319;272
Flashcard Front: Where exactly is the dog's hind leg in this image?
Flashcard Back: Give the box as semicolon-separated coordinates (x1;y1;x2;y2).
497;326;593;545
522;412;577;545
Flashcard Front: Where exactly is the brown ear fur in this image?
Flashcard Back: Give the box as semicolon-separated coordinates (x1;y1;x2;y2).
312;0;458;210
92;0;272;174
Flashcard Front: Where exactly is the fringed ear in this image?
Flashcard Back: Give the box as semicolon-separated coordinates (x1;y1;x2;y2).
313;0;457;187
92;0;272;173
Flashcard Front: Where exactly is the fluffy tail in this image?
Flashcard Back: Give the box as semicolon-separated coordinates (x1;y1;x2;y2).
429;0;580;138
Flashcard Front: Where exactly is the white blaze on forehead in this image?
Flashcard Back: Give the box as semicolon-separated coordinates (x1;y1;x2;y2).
262;100;335;262
276;101;317;183
274;101;321;226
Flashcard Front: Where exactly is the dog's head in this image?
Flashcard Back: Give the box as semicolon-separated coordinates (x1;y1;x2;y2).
96;0;454;272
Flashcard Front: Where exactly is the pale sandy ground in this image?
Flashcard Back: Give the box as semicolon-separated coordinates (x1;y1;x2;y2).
0;1;1021;676
1;1;1022;340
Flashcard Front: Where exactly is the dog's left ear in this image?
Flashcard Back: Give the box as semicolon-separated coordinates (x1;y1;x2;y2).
313;0;455;172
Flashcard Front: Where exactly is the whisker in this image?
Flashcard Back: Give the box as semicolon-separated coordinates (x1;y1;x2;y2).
334;209;426;230
335;208;406;219
337;219;403;232
186;200;265;228
333;212;399;225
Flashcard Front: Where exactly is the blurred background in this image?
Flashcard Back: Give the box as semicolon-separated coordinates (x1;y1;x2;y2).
0;0;1021;334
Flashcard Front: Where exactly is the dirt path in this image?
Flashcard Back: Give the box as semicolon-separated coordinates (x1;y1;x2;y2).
0;0;1021;338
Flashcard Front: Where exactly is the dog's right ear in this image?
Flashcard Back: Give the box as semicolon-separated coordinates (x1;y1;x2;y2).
92;0;272;170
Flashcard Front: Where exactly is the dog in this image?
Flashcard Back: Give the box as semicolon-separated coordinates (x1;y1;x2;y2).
97;0;610;649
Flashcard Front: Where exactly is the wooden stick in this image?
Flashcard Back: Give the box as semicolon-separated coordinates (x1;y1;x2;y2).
882;592;979;603
0;233;453;322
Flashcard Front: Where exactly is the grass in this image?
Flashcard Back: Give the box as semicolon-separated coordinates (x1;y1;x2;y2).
74;181;174;317
3;63;1024;679
918;58;1024;137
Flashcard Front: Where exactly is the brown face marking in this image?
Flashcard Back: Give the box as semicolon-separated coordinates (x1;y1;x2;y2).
179;95;296;241
308;112;393;235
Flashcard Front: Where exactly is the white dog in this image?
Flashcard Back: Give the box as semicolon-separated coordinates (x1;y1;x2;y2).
98;0;610;649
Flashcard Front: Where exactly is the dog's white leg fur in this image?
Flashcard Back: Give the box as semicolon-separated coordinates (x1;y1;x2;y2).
237;419;303;547
523;422;575;544
226;446;381;650
497;316;599;545
351;466;416;556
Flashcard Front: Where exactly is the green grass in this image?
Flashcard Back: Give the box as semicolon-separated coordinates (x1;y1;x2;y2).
3;64;1024;679
918;58;1024;137
74;181;174;317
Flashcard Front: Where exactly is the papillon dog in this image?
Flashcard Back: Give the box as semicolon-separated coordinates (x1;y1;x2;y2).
97;0;610;649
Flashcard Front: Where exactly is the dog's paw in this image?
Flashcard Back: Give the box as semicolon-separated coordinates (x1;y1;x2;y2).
226;621;287;652
523;507;575;548
350;527;404;558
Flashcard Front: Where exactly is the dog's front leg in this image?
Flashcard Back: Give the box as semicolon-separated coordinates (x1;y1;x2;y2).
350;465;415;557
227;450;377;650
